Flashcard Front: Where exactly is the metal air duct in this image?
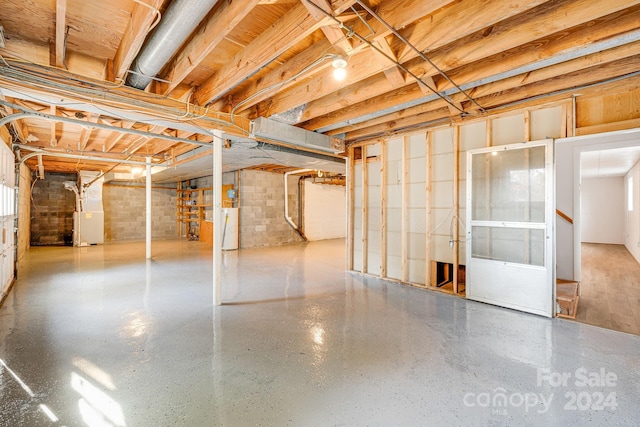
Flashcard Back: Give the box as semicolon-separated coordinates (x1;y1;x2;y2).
126;0;219;90
250;117;345;154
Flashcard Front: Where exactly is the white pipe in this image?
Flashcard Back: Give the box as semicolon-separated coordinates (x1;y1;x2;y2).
213;130;223;306
146;157;151;259
284;169;313;233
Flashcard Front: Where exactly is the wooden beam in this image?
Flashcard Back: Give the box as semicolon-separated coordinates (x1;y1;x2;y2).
425;132;432;287
227;0;443;114
418;77;437;96
79;114;100;151
104;120;135;152
55;0;66;68
452;126;460;295
157;0;261;95
113;0;163;81
524;109;531;141
361;144;368;273
300;0;638;130
0;100;28;143
193;1;337;106
576;117;640;136
348;144;355;271
401;136;408;283
125;125;167;156
335;42;640;139
349;0;454;53
373;39;405;88
259;0;550;121
50;105;57;146
300;0;352;55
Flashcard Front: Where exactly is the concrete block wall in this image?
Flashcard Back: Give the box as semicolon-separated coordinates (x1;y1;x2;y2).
182;171;300;248
239;170;302;248
30;173;76;246
103;185;176;241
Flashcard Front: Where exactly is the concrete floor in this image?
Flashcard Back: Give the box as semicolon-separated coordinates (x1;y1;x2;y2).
1;239;639;426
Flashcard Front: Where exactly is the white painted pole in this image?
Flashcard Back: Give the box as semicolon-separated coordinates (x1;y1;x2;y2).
213;130;223;306
146;156;151;259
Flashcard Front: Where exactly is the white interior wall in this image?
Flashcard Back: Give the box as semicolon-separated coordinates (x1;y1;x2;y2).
386;137;403;280
366;143;382;276
625;162;640;263
492;114;525;146
459;121;488;264
580;177;625;244
555;141;576;280
353;161;362;272
556;129;640;281
431;128;455;264
407;133;427;284
531;106;563;141
303;181;346;241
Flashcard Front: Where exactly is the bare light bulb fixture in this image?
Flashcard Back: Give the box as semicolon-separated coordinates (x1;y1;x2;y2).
332;55;347;81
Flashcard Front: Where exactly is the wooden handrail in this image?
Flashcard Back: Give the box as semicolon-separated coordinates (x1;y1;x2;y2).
556;209;573;224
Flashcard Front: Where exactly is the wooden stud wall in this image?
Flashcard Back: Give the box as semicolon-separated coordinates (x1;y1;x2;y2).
347;101;570;297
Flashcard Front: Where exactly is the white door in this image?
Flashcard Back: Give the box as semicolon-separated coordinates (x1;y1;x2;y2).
466;140;554;317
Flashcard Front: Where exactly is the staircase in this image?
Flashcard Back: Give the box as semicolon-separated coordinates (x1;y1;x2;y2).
556;279;580;319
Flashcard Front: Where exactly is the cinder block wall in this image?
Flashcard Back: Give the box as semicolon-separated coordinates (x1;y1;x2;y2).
30;173;76;246
239;170;302;248
103;185;176;241
180;170;302;248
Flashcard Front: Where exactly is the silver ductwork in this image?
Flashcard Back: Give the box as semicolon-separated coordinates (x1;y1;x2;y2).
250;117;345;154
126;0;219;90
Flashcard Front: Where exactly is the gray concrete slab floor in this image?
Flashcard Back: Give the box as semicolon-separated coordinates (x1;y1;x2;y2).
1;238;639;426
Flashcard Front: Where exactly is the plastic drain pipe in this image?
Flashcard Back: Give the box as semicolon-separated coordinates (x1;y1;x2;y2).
284;169;313;241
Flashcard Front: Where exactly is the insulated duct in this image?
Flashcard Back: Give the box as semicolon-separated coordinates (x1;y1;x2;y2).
251;117;345;153
126;0;219;90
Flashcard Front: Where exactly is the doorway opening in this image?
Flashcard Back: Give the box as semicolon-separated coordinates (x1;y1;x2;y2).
575;145;640;334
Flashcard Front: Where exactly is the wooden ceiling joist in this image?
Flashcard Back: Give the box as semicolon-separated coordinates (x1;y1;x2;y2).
2;0;640;174
304;6;640;132
193;0;354;106
55;0;67;68
156;0;262;96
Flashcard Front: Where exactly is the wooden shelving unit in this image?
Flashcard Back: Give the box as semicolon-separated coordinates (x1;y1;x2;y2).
176;183;235;240
176;183;213;238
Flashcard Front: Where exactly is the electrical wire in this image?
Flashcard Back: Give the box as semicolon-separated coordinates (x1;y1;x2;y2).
230;53;343;117
352;0;486;114
303;0;466;115
0;57;248;135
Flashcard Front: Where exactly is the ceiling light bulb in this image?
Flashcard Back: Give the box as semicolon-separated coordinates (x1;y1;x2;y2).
333;67;347;81
331;55;348;81
332;56;347;69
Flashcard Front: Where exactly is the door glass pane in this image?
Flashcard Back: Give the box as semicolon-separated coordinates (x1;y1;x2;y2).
472;146;545;222
471;226;545;266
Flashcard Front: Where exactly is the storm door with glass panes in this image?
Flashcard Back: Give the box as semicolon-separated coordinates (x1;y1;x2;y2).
466;140;554;317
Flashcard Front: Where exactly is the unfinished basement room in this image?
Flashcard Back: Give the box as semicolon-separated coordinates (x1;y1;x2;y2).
1;0;640;425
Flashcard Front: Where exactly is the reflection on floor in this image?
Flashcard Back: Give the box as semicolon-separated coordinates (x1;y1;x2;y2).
577;243;640;335
1;238;639;426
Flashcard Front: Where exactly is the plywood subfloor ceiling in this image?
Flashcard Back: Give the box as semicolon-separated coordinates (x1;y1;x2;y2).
1;0;639;178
